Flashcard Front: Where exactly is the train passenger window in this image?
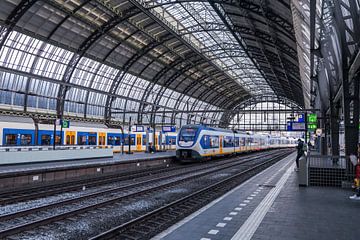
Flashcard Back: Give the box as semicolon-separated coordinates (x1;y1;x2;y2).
55;135;61;145
209;136;219;148
234;137;240;147
142;136;147;145
78;136;87;145
224;136;234;148
171;138;176;145
240;138;245;146
130;136;135;145
5;134;17;145
88;136;96;145
20;134;32;145
41;134;51;145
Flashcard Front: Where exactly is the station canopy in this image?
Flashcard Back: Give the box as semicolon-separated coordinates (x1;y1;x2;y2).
0;0;310;127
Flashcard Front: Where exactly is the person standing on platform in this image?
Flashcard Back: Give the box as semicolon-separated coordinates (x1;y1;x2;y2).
295;139;304;171
349;154;360;200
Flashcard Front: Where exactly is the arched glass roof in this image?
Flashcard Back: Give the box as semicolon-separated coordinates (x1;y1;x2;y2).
0;0;310;128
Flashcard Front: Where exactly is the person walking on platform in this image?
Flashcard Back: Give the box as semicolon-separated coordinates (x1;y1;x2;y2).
295;139;304;172
349;155;360;200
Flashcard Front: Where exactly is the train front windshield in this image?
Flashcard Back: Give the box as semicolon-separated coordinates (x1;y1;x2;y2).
179;127;198;142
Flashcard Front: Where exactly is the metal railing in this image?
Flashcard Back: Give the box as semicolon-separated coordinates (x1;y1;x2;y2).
0;145;113;152
307;152;355;187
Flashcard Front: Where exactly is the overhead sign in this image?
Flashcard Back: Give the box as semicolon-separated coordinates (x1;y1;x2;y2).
287;122;306;131
307;113;317;123
61;120;70;128
295;113;305;123
307;123;317;131
292;122;306;131
162;126;176;132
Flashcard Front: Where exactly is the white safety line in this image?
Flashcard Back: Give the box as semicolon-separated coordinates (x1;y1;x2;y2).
224;217;232;221
216;223;227;227
231;162;295;240
208;230;219;235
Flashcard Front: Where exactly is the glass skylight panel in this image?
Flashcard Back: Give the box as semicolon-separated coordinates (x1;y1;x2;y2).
151;1;273;95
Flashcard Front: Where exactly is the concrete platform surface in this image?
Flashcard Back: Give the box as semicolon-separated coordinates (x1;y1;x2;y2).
154;152;359;240
0;151;175;174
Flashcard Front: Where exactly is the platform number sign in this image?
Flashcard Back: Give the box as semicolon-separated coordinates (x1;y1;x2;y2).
307;113;317;123
307;113;317;131
61;120;70;128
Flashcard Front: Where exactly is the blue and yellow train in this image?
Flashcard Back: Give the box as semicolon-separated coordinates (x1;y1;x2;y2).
176;125;296;161
0;120;177;152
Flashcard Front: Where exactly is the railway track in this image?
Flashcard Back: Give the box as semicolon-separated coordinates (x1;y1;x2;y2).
0;149;293;239
0;150;275;205
90;151;293;240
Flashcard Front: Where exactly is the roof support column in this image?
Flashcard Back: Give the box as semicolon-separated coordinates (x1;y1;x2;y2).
342;71;360;157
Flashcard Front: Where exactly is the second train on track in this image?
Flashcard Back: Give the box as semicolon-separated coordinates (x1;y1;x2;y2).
176;124;296;161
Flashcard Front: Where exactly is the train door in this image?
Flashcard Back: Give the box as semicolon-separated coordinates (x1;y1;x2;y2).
65;131;76;145
136;134;142;151
219;135;223;154
98;132;106;145
155;135;158;150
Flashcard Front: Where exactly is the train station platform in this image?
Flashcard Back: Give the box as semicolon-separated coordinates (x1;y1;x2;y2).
0;151;175;189
154;153;359;240
0;151;175;174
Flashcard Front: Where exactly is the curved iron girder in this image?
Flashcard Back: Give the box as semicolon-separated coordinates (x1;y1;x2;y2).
88;20;160;120
219;6;289;98
169;75;210;124
0;0;38;50
124;48;175;124
137;52;199;111
137;53;199;123
148;57;208;123
169;74;209;124
105;34;174;121
147;58;206;121
56;7;141;118
150;56;205;102
25;1;93;113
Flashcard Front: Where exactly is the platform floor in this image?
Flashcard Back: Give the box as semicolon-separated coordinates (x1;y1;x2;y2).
154;153;359;240
0;151;175;174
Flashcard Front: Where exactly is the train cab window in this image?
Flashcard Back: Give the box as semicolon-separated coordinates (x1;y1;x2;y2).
179;127;197;142
5;134;17;145
41;135;51;145
20;134;32;145
88;136;96;145
78;136;87;145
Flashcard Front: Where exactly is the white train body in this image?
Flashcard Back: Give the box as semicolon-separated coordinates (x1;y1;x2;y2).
176;125;296;161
